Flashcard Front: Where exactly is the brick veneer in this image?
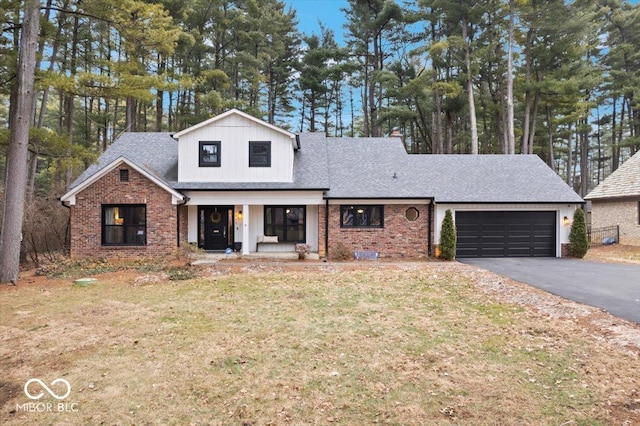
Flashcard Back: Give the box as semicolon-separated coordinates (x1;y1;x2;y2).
69;167;180;259
590;199;640;246
323;204;430;259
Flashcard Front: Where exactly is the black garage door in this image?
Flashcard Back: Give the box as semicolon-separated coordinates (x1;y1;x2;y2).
456;211;556;258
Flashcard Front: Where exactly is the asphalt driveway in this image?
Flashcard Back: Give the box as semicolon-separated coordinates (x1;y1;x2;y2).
458;258;640;324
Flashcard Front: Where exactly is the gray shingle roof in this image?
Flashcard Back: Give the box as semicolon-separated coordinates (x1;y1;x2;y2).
584;151;640;200
69;130;582;204
322;135;583;203
69;132;178;189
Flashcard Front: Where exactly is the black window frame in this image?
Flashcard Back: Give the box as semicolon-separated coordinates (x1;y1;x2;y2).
249;141;271;167
264;205;306;243
199;141;221;167
340;205;384;228
101;204;147;246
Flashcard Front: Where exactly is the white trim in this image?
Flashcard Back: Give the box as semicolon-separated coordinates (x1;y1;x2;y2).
172;109;296;143
328;199;432;205
59;157;186;206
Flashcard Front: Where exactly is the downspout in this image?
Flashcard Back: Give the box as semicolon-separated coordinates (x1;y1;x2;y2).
324;198;329;260
428;199;433;257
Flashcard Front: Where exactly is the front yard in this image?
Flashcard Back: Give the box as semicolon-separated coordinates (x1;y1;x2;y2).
1;250;639;425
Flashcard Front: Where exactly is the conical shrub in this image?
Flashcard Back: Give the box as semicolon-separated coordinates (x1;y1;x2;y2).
439;209;457;260
568;208;588;258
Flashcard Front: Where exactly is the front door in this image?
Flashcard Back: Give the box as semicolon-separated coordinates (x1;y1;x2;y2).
199;206;233;251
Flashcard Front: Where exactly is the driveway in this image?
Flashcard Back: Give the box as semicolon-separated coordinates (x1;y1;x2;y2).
458;258;640;324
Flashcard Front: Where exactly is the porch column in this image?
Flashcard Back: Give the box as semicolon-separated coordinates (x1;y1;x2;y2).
242;203;250;255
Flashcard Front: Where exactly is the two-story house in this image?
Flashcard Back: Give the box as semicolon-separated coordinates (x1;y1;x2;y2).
60;109;584;259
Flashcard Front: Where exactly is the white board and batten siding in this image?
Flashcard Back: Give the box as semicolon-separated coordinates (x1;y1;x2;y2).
177;113;295;183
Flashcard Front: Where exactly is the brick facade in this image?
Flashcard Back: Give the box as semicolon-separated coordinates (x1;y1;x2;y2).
69;167;180;259
324;204;431;259
590;199;640;246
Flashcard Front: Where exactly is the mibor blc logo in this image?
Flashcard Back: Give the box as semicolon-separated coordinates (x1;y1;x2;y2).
16;378;78;413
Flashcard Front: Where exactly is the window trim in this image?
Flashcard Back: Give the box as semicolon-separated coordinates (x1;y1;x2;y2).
249;141;271;167
340;205;384;228
264;205;306;243
101;204;147;246
199;141;221;167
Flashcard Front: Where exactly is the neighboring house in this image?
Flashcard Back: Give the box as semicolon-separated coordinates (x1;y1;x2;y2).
584;151;640;246
60;109;584;259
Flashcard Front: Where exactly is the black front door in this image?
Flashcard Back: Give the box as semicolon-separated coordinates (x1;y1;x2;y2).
200;206;233;251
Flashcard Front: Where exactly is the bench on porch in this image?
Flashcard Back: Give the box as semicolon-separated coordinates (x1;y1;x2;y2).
256;235;297;252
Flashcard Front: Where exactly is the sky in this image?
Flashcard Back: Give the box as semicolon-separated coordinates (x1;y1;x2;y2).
284;0;348;42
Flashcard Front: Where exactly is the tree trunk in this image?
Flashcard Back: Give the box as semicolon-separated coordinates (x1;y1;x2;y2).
506;0;516;154
461;9;478;154
0;0;40;284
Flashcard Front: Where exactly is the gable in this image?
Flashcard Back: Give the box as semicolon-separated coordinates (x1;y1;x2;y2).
585;151;640;200
175;110;297;183
60;157;185;206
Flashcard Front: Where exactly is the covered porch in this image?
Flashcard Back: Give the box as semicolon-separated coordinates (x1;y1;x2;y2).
183;191;324;255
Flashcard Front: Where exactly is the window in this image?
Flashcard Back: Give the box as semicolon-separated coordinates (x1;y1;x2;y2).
264;206;305;242
340;205;384;228
119;169;129;182
199;141;221;167
405;207;420;221
102;204;146;246
249;141;271;167
638;201;640;225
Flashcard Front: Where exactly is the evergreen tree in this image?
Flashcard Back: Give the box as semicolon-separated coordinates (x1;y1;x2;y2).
439;209;456;260
568;208;589;258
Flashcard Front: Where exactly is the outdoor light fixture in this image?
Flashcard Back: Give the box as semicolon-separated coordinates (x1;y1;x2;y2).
237;211;243;220
563;216;570;226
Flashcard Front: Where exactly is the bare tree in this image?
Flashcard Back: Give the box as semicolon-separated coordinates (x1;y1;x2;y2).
0;0;41;284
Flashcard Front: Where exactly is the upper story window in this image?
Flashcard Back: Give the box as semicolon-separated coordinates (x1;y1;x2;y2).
199;141;221;167
249;141;271;167
119;169;129;182
340;205;384;228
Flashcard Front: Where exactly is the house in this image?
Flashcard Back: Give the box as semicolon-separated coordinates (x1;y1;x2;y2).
59;109;584;259
584;151;640;246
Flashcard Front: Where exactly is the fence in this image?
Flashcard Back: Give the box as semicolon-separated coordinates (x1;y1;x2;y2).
587;225;619;247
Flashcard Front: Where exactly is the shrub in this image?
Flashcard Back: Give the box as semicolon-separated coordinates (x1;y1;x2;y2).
295;243;311;260
330;242;353;261
439;209;457;260
568;208;588;258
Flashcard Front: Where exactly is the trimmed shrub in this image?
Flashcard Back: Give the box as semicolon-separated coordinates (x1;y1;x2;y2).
568;208;588;258
439;209;457;260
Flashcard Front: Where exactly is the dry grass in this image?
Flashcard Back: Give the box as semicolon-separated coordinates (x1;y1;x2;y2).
1;260;639;425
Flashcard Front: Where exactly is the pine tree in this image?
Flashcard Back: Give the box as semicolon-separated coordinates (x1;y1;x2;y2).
568;208;589;258
439;209;456;260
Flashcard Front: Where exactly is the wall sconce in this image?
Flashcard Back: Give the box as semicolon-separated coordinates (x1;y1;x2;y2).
563;216;570;226
236;211;243;221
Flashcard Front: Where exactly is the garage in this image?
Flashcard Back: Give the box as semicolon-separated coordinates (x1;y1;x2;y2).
455;211;556;258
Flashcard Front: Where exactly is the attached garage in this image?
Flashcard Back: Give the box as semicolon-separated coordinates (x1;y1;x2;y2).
456;211;556;258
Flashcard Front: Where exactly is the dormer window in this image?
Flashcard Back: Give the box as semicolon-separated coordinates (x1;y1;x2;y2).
200;141;221;167
249;141;271;167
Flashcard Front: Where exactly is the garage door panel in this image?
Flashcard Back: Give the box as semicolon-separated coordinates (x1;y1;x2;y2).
455;211;556;258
